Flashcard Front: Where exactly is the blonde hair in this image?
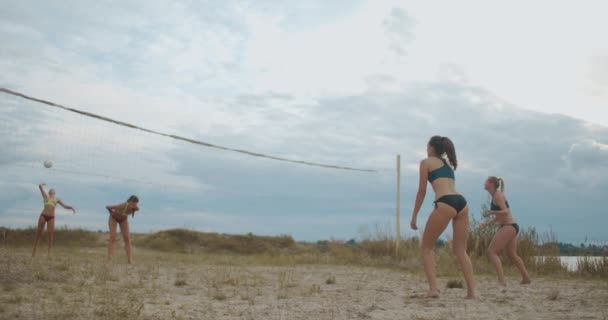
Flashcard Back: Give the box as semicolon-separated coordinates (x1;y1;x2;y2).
488;176;505;192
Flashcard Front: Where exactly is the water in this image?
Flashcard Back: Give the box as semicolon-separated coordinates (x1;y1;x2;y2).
536;256;605;272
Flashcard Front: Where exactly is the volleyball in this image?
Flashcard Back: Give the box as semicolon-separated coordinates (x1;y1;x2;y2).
43;160;53;168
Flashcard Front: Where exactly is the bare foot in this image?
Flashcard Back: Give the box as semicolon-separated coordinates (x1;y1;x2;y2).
521;278;531;284
465;294;476;300
426;289;440;298
499;281;507;287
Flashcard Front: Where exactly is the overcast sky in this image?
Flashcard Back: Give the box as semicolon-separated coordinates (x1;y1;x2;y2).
1;0;607;244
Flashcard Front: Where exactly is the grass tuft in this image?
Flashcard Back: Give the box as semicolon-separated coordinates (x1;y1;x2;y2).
548;289;560;301
325;275;336;285
446;279;463;289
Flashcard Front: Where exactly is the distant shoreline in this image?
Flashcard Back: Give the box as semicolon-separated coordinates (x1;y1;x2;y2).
536;256;606;272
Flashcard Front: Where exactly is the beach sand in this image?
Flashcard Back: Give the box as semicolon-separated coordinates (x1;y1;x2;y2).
1;247;606;320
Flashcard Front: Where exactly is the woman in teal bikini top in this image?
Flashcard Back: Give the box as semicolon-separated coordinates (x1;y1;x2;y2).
410;135;475;299
481;176;531;286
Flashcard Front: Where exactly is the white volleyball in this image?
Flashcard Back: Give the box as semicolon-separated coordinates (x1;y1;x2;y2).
43;160;53;168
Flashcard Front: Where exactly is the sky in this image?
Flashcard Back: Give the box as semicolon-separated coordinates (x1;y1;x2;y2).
0;0;607;244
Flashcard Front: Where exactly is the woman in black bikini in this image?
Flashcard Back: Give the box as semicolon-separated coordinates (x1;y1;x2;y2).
481;177;531;286
106;195;139;264
33;183;76;257
410;136;475;299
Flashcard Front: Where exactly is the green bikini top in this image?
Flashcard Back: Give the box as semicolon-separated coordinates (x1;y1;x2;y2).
491;195;510;211
428;158;455;182
121;203;136;217
44;198;59;207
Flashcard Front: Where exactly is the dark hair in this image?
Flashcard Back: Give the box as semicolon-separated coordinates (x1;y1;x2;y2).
428;135;457;169
127;195;139;203
487;176;504;192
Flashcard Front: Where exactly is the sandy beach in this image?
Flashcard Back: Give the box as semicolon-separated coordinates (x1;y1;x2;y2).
1;247;606;320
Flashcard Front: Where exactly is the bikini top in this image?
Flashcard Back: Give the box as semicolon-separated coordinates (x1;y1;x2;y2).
490;195;510;211
427;158;455;182
44;198;58;207
122;203;136;217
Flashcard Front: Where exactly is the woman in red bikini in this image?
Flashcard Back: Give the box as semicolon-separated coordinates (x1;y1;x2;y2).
106;195;139;264
32;183;76;257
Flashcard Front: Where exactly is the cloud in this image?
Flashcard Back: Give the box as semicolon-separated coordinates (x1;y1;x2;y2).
157;80;608;242
245;0;365;29
1;1;608;244
382;7;415;55
436;63;468;84
0;93;207;191
558;139;608;187
0;1;251;122
4;72;608;243
587;53;608;97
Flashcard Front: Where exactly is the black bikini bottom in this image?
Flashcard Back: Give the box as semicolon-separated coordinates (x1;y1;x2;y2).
434;194;467;214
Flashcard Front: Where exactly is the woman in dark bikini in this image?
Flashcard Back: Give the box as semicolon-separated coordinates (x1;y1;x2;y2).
106;195;139;264
32;183;76;257
410;136;475;299
481;177;531;286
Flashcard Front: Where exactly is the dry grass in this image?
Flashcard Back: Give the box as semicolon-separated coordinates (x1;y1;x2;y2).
174;279;187;287
0;226;101;247
446;279;463;289
548;289;560;301
133;228;296;254
1;222;606;281
0;249;149;319
0;246;606;320
576;255;608;277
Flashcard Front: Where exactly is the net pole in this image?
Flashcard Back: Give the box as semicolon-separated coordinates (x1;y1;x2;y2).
395;154;401;256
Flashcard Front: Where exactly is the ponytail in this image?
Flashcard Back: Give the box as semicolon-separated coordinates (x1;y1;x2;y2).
497;178;505;192
441;137;457;170
488;176;505;192
428;135;458;169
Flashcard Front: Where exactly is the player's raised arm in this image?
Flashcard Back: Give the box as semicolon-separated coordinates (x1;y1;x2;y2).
38;183;48;200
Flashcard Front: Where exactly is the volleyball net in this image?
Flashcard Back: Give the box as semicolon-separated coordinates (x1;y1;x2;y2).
0;88;399;240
